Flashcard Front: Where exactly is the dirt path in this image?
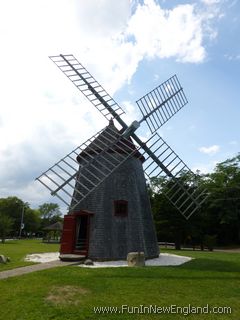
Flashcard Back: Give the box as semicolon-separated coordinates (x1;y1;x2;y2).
0;260;76;280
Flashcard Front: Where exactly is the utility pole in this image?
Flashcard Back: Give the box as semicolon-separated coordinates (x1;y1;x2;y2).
19;205;24;239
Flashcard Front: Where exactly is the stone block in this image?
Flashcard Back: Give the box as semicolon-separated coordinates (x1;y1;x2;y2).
0;255;7;264
84;259;94;266
127;252;145;267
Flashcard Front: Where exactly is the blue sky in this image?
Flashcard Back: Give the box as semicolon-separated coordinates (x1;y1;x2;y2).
0;0;239;211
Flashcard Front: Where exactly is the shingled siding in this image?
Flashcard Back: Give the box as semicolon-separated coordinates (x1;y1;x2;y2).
71;155;159;260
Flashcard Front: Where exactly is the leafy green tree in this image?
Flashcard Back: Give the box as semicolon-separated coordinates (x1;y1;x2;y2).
0;197;28;237
0;198;63;238
23;208;41;235
202;154;240;245
0;213;13;243
149;153;240;249
38;203;62;228
149;176;192;249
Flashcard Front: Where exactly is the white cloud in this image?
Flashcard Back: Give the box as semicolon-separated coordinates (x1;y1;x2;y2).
121;100;141;124
127;1;207;63
224;53;240;61
199;145;220;155
125;0;223;63
192;163;214;174
0;0;223;208
69;0;223;92
74;0;131;38
229;140;238;145
201;0;220;5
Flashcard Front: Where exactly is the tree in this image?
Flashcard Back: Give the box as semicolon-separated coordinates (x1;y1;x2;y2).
150;154;240;249
0;213;13;243
0;197;28;237
0;197;63;238
23;208;41;236
202;154;240;245
38;203;62;228
149;176;192;250
149;170;212;250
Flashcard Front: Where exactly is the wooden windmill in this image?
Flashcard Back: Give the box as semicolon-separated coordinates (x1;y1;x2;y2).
36;54;207;260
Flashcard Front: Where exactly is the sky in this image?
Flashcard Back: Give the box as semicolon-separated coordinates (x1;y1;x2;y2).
0;0;239;212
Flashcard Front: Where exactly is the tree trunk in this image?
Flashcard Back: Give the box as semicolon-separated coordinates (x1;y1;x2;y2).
174;231;182;250
175;242;181;250
237;226;240;244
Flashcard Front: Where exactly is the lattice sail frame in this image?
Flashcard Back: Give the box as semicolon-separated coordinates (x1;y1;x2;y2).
36;53;208;219
49;54;125;122
139;134;207;219
36;125;140;211
37;124;207;219
136;75;188;134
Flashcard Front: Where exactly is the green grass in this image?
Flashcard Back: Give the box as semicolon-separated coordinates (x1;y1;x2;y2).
0;239;60;271
0;249;239;320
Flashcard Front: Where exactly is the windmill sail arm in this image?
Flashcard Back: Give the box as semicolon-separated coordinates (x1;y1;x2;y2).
136;75;188;134
38;54;207;220
131;132;207;219
60;55;119;118
138;88;182;124
49;54;127;128
50;172;77;196
131;132;174;178
35;127;106;207
36;125;140;211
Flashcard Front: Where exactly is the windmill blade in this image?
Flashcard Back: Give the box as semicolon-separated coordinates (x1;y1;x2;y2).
49;54;126;125
136;75;188;134
36;125;140;210
132;133;207;219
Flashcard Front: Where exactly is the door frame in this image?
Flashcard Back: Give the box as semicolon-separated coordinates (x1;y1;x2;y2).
73;210;93;256
60;210;93;256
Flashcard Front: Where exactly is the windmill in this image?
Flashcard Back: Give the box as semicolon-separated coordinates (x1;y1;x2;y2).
36;54;207;260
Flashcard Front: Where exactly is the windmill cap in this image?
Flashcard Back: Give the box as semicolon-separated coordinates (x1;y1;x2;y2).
76;121;145;162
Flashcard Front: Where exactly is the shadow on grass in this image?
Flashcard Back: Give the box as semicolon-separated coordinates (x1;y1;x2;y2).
62;258;240;282
0;241;20;245
179;258;240;273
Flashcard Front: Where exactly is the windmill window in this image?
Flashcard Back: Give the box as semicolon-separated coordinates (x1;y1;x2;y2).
114;200;128;217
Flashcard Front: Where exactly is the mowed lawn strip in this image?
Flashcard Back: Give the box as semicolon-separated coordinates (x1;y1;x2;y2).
0;250;239;320
0;239;60;271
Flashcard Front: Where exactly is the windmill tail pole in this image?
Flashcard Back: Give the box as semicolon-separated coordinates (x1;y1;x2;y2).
122;121;140;138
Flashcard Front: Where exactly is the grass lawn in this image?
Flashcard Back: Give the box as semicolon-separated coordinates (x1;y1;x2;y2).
0;248;239;320
0;239;59;271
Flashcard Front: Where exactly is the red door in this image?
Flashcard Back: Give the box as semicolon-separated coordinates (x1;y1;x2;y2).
60;211;93;256
60;214;76;254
